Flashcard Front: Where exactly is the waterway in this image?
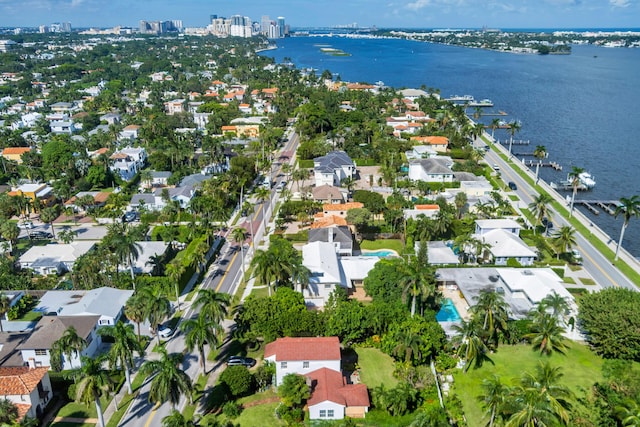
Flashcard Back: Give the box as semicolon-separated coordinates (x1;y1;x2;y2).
262;36;640;258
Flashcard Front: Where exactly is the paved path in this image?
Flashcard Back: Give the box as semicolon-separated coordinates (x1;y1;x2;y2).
52;417;99;424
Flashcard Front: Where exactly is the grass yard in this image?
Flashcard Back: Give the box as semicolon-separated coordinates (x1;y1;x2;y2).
234;401;283;426
356;347;398;388
453;343;604;427
359;239;405;255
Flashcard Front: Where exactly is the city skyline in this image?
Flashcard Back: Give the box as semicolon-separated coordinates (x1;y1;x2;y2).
0;0;638;29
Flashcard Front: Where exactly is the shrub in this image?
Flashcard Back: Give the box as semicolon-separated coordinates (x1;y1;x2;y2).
219;366;254;397
222;401;242;419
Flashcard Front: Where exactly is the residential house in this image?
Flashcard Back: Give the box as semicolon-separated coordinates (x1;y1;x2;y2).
313;151;356;187
0;333;30;367
9;183;55;206
119;124;141;141
35;287;134;327
18;241;97;275
423;241;460;265
129;193;165;211
229;116;268;138
310;215;348;230
321;202;364;220
65;191;110;212
110;147;147;181
312;184;346;204
403;204;440;220
1;147;31;164
475;219;522;236
193;112;210;130
126;242;169;275
459;180;493;197
0;367;53;419
410;136;449;153
49;102;75;114
99;112;121;125
308;226;353;256
18;315;101;370
165;99;185;115
474;229;537;266
302;242;344;307
408;158;455;183
264;337;369;420
405;145;437;160
141;171;172;189
50;120;76;134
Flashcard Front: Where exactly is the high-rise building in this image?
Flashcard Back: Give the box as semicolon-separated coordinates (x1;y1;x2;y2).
277;17;285;38
261;15;270;36
230;15;252;38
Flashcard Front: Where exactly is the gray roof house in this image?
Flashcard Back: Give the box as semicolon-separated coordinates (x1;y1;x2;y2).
408;157;455;182
313;151;356;187
308;226;353;256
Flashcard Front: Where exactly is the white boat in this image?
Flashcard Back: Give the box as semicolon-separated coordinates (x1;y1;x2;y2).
554;171;596;190
578;171;596;188
469;98;494;107
446;95;475;102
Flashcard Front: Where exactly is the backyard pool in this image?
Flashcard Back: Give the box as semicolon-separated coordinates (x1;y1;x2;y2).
361;250;394;257
436;298;462;322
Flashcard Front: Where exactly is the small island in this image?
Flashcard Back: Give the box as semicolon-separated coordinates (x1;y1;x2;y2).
320;47;351;56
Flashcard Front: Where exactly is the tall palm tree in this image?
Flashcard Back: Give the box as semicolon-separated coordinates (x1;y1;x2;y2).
116;232;142;288
453;320;491;373
540;292;570;322
400;259;435;317
524;312;568;356
194;289;230;324
180;314;222;374
614;195;640;261
40;207;58;239
507;120;521;155
533;145;547;160
506;362;572;426
551;226;577;260
479;375;509;427
290;261;311;294
254;187;271;230
165;259;185;311
489;118;501;140
0;293;10;333
471;290;510;349
567;166;585;218
392;330;423;364
70;355;112;427
231;227;248;278
124;293;146;342
51;326;87;370
251;249;277;296
140;285;172;346
97;321;142;394
139;348;192;409
528;193;554;235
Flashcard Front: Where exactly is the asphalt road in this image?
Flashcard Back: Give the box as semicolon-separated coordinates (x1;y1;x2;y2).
119;131;300;427
483;143;636;290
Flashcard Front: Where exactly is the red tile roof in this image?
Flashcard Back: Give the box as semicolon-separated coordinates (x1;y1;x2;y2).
322;202;364;212
306;368;370;407
264;337;341;362
2;147;31;156
415;204;440;210
310;216;348;229
0;367;49;395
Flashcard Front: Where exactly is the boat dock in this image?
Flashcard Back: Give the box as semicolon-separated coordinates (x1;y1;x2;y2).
481;111;508;116
573;200;621;216
497;139;530;145
523;160;562;170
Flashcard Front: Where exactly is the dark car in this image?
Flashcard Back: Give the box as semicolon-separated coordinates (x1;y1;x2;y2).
30;231;53;240
122;211;139;223
508;181;518;190
227;356;256;368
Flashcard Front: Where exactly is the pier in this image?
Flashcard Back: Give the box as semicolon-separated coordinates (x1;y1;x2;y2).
574;200;621;216
497;139;530;145
523;160;562;170
481;111;508;116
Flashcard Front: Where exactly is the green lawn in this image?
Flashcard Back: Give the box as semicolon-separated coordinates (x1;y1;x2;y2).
356;348;398;388
359;239;405;255
233;402;282;426
453;343;604;427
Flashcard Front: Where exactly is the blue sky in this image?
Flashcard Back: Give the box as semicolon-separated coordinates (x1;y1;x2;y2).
0;0;638;29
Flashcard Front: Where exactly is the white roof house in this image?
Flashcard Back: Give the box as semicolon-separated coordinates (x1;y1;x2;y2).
475;229;536;266
35;287;134;326
475;219;522;236
128;241;169;274
19;241;97;275
408;157;455;182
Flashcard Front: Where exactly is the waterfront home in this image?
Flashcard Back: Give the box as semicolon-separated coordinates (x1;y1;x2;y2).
475;219;522;236
18;315;101;370
313;151;356;187
408;158;455;183
0;367;53;419
264;337;369;420
473;229;537;266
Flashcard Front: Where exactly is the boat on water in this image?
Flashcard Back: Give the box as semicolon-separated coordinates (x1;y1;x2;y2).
551;171;596;191
446;95;475;102
469;98;494;107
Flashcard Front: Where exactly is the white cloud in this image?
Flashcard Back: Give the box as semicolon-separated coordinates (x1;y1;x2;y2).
609;0;630;7
406;0;431;10
405;0;466;11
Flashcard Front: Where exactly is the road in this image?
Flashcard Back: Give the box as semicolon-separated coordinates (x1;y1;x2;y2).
119;130;300;427
482;141;636;290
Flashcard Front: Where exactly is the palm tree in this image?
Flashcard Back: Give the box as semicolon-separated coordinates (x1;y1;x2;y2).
140;285;172;346
489;118;501;140
471;290;510;349
193;289;230;324
524;312;568;356
506;362;572;427
70;355;112;427
251;249;277;296
139;348;192;409
97;321;142;394
616;399;640;427
551;226;577;260
479;375;509;427
507;120;521;155
528;193;553;235
290;261;311;294
453;320;491;373
533;145;547;160
165;259;185;311
567;166;585;218
540;291;570;322
614;195;640;261
124;293;146;342
231;227;248;279
40;207;58;239
254;187;271;230
0;293;10;333
392;330;423;364
180;314;222;374
400;259;435;317
51;326;87;370
162;410;196;427
113;231;142;288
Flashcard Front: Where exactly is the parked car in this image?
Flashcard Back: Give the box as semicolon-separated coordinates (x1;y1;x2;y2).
493;163;500;171
158;326;174;339
122;211;139;223
227;356;256;368
276;181;286;192
508;181;518;190
571;249;583;265
30;231;53;240
19;221;34;229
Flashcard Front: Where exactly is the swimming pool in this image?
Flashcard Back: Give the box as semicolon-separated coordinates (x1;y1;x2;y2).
436;298;462;322
361;250;393;257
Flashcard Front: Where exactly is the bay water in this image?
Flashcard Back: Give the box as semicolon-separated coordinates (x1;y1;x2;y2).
263;36;640;257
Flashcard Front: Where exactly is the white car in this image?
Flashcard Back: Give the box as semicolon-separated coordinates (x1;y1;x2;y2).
19;221;34;229
158;327;174;339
